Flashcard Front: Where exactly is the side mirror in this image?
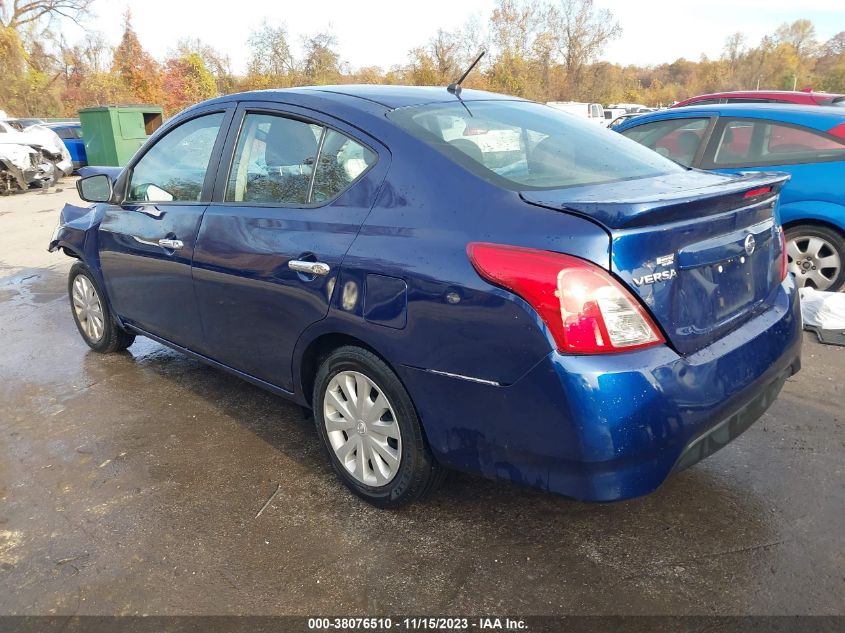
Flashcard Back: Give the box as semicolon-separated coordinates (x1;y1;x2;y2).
76;174;113;203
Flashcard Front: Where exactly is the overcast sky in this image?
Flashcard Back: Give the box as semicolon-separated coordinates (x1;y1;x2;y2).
60;0;843;73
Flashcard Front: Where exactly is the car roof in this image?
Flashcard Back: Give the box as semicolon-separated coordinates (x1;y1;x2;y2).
689;90;836;98
617;103;845;131
203;85;523;111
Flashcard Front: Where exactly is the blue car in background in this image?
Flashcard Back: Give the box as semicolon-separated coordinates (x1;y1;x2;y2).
615;104;845;291
44;122;87;170
48;87;800;507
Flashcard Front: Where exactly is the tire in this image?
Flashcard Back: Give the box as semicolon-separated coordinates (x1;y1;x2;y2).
312;346;446;508
68;262;135;353
785;224;845;292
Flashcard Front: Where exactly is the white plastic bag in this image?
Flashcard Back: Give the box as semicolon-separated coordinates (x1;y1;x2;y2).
799;287;845;330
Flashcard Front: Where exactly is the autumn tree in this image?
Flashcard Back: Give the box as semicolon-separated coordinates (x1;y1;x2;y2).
245;20;295;88
112;10;163;104
162;52;217;114
173;37;236;94
301;32;343;85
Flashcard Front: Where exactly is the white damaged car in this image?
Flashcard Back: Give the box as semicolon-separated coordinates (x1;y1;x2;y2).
0;119;73;192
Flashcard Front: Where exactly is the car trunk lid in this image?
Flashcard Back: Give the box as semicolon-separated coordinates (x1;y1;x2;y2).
521;170;790;354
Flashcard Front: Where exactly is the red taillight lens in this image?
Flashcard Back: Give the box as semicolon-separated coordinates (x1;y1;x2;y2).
467;242;665;354
744;186;773;198
779;227;788;281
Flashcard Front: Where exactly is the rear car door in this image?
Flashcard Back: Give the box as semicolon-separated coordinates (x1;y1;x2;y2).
98;108;233;350
191;103;388;391
701;118;845;202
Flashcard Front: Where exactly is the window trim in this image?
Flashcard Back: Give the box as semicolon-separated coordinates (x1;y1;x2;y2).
120;106;235;206
216;106;380;210
700;117;845;169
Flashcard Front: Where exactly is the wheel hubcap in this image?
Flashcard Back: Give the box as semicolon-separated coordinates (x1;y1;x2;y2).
786;235;841;290
323;370;402;486
72;275;105;342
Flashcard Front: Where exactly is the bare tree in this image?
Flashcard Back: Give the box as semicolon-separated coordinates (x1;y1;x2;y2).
553;0;622;97
247;20;295;78
0;0;93;28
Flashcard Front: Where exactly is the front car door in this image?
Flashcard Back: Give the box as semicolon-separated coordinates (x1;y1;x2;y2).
191;103;389;391
619;114;716;167
98;107;233;349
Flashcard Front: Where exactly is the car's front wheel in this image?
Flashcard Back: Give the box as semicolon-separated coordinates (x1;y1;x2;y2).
68;262;135;353
785;224;845;292
313;346;445;508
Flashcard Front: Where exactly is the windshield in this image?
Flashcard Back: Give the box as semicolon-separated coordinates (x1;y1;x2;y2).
388;100;684;190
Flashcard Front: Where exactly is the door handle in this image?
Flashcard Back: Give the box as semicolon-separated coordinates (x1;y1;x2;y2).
288;260;331;276
158;239;184;250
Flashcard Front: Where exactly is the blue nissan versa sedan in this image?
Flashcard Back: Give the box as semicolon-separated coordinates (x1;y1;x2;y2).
614;104;845;291
49;86;801;507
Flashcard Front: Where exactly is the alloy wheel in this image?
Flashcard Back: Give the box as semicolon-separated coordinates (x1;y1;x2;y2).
72;275;105;342
323;370;402;486
786;235;841;290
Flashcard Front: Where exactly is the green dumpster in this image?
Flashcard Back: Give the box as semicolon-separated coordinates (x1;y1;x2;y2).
79;105;164;167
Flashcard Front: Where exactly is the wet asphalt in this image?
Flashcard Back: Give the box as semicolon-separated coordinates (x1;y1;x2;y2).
0;182;843;616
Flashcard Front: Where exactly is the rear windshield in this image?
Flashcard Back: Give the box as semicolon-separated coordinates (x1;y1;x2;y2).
387;100;684;190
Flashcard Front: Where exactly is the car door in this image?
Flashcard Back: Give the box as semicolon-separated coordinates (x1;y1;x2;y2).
191;103;389;391
618;114;717;167
98;107;233;350
700;117;845;213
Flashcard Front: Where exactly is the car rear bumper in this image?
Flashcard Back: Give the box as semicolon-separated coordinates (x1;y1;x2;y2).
399;275;801;501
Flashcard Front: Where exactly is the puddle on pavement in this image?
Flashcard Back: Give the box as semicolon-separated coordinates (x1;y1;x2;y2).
0;267;65;306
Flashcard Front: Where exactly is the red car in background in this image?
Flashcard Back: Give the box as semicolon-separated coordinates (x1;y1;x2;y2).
672;90;845;108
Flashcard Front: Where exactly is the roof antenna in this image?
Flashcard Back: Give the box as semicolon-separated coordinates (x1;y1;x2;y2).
447;50;486;96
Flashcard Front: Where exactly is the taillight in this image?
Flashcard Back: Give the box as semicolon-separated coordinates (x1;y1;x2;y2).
779;227;788;281
467;242;665;354
744;186;773;198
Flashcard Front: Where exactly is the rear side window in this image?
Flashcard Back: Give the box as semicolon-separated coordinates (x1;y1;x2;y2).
620;118;710;167
226;112;375;205
388;100;683;190
711;119;845;166
311;129;376;204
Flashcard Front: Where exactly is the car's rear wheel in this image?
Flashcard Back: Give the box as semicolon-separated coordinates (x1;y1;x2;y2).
313;346;445;508
785;224;845;292
68;262;135;353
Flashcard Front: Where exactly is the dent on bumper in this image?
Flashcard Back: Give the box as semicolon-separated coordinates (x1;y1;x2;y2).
401;278;802;502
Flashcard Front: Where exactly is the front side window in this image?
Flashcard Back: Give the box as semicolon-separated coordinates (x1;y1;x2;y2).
389;101;683;191
226;113;375;205
127;112;224;203
712;119;845;166
620;117;709;167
